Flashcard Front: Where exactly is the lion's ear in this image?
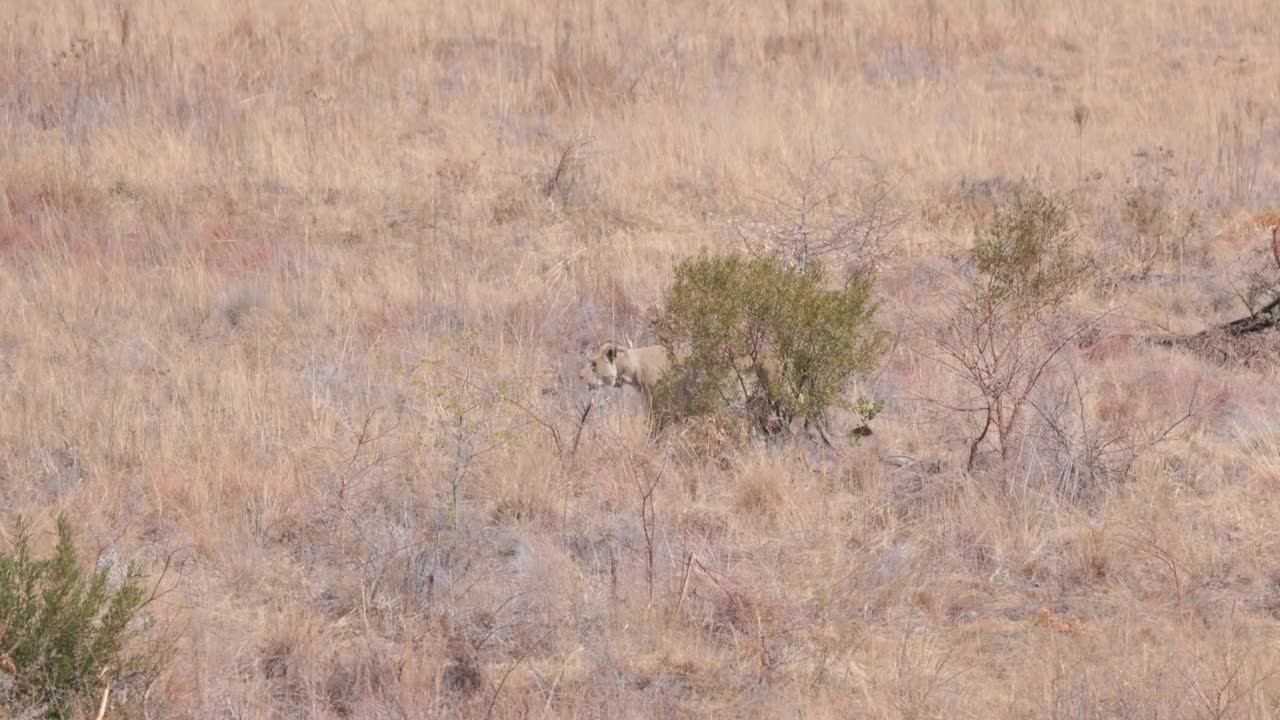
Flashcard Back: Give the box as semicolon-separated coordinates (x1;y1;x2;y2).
605;346;618;362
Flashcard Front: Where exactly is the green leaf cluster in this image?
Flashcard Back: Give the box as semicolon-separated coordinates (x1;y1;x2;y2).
972;188;1089;306
652;254;885;435
0;515;146;717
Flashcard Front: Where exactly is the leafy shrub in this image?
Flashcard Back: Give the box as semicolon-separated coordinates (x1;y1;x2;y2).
935;186;1096;471
972;188;1089;306
0;514;146;717
652;253;886;440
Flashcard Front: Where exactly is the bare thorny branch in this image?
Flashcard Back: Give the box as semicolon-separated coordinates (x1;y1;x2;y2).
1029;365;1203;494
929;290;1115;472
731;148;907;277
624;446;670;606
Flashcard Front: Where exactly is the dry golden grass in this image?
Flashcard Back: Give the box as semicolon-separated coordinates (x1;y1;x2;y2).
3;0;1280;717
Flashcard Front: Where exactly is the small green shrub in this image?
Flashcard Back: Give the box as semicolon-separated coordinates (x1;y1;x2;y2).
972;188;1089;307
937;185;1096;472
652;253;886;439
0;514;146;717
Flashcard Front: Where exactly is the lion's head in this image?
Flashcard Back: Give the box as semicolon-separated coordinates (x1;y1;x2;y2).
579;341;624;390
578;341;675;396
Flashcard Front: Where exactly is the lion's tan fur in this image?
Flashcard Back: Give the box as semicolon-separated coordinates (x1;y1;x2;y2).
579;341;781;401
579;341;674;396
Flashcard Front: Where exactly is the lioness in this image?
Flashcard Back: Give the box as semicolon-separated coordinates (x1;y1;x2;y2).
579;341;854;444
578;341;673;397
578;340;777;404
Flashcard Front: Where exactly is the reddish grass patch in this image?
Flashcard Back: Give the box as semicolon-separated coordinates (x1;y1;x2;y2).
1079;331;1136;363
359;303;400;344
0;220;40;256
194;220;279;275
72;232;151;272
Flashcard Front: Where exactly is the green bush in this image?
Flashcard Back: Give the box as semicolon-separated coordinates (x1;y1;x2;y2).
938;186;1096;471
972;188;1089;307
0;514;147;717
652;253;885;439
